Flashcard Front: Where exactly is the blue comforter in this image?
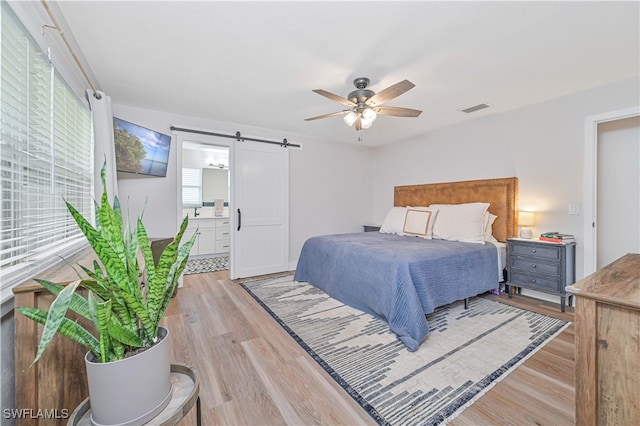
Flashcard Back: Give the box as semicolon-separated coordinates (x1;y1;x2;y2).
293;232;499;351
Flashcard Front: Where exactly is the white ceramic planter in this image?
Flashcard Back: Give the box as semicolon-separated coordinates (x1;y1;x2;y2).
84;327;172;426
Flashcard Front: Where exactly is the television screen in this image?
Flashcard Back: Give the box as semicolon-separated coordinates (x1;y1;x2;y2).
113;117;171;177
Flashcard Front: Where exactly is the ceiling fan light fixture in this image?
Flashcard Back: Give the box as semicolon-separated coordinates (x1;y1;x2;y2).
343;110;357;126
361;119;373;129
362;107;377;122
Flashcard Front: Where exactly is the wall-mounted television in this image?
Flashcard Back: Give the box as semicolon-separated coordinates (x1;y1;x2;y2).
113;117;171;177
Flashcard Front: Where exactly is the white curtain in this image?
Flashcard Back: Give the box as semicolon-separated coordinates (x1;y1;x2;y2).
88;89;118;201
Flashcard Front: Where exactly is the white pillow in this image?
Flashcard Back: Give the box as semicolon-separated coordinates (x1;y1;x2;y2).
483;212;498;243
429;202;490;243
379;207;407;235
405;206;438;238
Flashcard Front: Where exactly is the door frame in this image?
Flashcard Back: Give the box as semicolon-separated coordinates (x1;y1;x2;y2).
583;106;639;275
174;128;234;269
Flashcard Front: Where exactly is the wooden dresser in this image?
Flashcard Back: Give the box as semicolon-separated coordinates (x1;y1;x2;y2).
566;253;640;426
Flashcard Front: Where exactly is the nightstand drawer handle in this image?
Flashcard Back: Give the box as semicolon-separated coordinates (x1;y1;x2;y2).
531;249;537;253
531;279;537;283
531;264;537;268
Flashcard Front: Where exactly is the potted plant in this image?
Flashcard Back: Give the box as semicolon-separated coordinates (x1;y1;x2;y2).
17;163;196;425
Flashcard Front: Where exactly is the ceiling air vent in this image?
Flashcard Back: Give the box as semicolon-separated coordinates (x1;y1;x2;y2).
460;103;491;114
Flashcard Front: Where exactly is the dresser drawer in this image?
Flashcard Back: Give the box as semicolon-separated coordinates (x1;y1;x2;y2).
509;271;562;293
510;243;560;260
511;257;561;277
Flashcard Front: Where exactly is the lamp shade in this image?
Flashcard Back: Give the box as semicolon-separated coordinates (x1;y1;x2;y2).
343;111;357;126
518;211;535;226
362;108;377;122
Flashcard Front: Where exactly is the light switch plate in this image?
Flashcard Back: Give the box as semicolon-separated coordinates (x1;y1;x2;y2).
569;203;580;215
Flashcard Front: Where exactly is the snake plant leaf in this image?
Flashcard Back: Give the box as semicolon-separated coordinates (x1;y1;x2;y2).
80;264;128;312
107;319;143;348
65;201;129;288
95;297;112;363
83;278;132;329
147;215;190;325
97;169;126;270
34;279;93;322
125;224;142;295
79;267;128;314
112;195;123;235
123;228;144;308
136;218;155;289
25;279;81;364
16;307;100;359
157;234;196;323
76;268;110;297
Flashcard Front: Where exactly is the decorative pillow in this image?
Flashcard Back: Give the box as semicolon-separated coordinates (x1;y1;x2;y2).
483;212;498;242
429;202;490;243
403;209;434;238
405;206;438;238
379;207;407;235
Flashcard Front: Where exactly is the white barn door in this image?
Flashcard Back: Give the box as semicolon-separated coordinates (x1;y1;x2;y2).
230;140;289;279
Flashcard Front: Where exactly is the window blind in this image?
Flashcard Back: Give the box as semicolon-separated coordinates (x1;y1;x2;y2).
182;168;202;207
1;4;93;298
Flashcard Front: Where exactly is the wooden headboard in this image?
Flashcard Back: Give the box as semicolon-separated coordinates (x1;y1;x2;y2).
394;177;518;242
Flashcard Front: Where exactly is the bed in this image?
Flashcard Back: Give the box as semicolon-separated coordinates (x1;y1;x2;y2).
293;177;518;351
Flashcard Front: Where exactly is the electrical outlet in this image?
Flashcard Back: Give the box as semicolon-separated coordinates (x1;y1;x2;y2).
569;203;580;215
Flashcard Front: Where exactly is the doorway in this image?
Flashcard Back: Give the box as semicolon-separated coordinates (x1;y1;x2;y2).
176;133;232;269
596;116;640;269
584;107;640;274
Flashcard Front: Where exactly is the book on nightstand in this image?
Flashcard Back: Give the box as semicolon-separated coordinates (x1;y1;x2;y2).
539;232;575;243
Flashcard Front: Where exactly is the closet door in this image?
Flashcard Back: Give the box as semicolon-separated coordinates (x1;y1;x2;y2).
231;140;289;279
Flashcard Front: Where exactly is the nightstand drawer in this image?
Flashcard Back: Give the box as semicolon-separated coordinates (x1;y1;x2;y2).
511;257;561;276
510;271;561;292
510;243;560;260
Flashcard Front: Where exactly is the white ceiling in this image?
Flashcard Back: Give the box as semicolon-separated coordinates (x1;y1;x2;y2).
55;1;639;147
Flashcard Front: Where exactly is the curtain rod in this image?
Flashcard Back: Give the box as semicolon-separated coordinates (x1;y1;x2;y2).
40;0;102;100
170;126;300;148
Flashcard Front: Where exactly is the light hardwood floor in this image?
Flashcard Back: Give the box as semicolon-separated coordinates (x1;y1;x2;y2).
165;271;575;426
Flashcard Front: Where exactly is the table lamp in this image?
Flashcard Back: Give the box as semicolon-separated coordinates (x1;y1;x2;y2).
518;211;535;238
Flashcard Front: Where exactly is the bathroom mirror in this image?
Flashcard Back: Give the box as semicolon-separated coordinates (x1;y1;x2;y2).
203;168;228;203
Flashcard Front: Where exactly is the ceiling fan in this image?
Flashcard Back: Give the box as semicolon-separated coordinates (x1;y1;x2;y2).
305;77;422;131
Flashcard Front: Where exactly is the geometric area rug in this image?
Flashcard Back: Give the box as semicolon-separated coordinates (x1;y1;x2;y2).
183;255;228;275
240;274;570;426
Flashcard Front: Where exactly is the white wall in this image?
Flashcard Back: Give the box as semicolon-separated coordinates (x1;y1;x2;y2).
372;77;640;280
112;103;373;267
289;139;373;268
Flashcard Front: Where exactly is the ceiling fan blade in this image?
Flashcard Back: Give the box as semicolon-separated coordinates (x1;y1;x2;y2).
312;89;357;107
304;111;348;121
365;80;415;107
373;106;422;117
355;115;362;131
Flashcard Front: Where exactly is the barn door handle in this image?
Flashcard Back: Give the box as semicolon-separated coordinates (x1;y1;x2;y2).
237;208;241;231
